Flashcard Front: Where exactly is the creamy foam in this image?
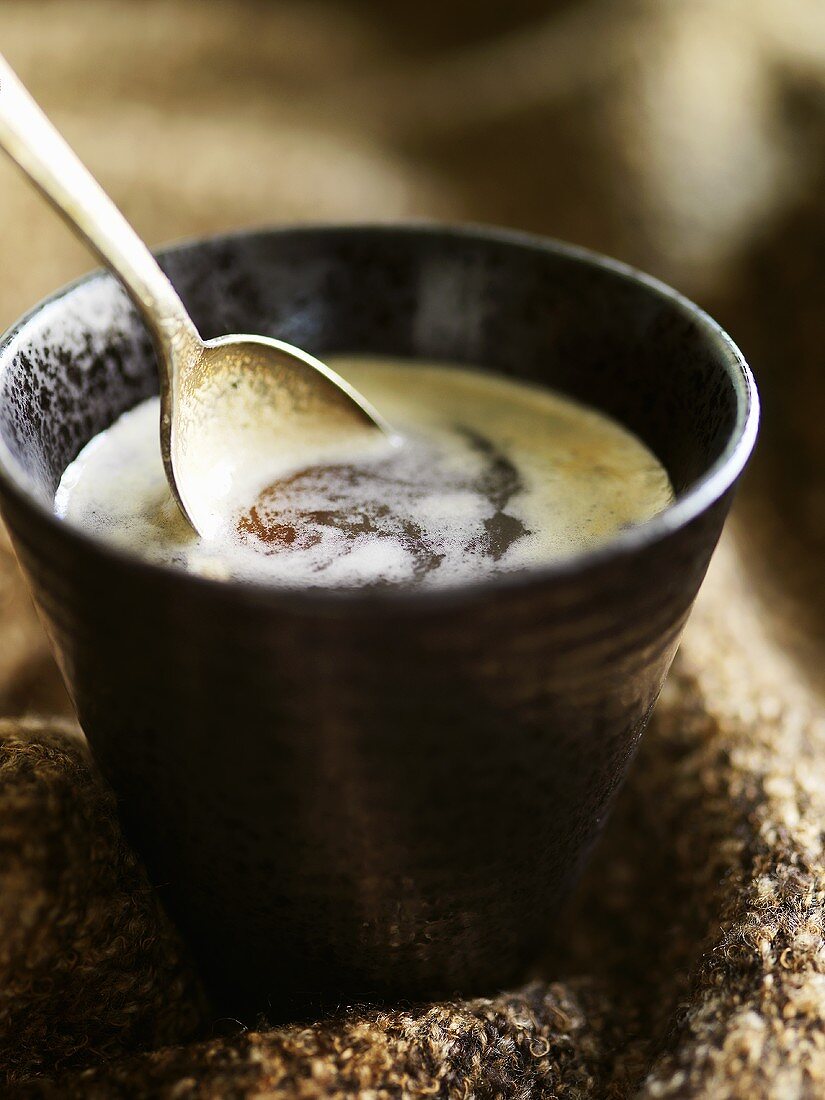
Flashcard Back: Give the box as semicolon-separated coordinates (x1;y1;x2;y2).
54;358;674;588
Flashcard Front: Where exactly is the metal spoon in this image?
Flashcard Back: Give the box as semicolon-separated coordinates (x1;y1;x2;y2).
0;54;388;537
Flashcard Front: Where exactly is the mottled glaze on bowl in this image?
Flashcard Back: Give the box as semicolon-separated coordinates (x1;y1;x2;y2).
0;225;758;1017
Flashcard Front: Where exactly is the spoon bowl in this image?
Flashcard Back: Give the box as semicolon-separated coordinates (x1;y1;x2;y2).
166;333;388;537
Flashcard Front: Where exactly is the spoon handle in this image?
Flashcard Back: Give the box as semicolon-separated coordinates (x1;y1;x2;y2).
0;54;200;362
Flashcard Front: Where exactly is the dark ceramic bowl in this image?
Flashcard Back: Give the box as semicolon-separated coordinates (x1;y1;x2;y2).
0;225;757;1017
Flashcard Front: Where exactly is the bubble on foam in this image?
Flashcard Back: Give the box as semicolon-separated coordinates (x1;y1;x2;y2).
54;358;675;588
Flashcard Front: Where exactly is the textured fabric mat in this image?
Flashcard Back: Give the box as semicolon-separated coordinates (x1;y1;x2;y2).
1;2;823;1096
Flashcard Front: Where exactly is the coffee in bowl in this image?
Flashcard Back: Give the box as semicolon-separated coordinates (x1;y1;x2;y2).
55;356;674;587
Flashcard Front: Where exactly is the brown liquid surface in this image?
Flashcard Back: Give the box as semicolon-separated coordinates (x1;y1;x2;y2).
236;422;534;582
55;358;675;588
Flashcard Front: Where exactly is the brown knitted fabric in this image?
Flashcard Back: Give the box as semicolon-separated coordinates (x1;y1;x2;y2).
9;983;624;1098
0;719;207;1082
1;2;824;1096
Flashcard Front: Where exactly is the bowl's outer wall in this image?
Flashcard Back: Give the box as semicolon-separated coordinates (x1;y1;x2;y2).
0;227;745;1012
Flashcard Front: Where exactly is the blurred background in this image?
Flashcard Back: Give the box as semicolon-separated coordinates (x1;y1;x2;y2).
0;0;823;705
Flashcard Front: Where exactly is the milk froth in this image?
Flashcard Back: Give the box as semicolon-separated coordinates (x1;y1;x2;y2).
54;357;674;587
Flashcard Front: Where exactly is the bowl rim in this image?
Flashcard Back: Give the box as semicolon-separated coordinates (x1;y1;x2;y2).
0;221;759;611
